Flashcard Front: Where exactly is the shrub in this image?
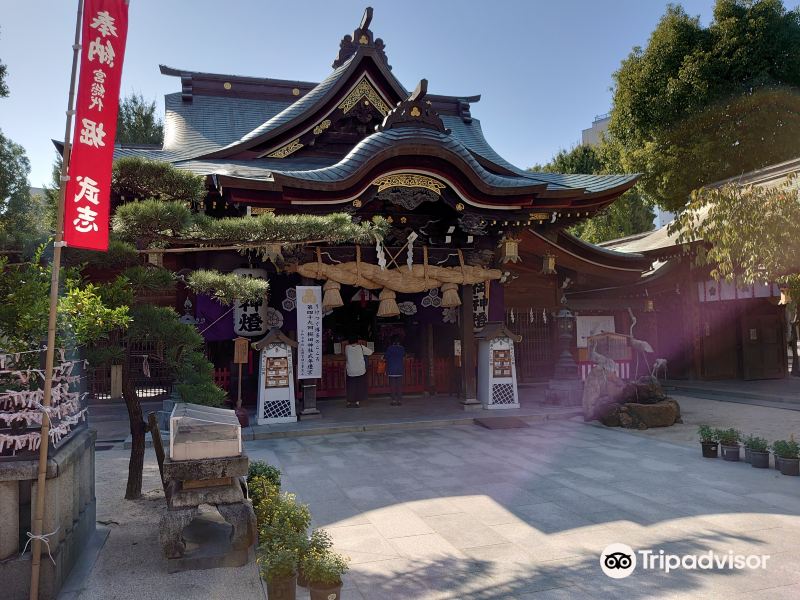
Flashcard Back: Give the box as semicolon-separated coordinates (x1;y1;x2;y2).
249;475;280;519
698;425;717;443
257;546;297;582
716;428;740;446
300;548;350;587
747;436;769;453
248;461;281;489
771;438;800;459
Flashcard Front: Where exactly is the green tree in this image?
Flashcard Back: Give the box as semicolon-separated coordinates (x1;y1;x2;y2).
675;176;800;374
531;144;654;243
607;0;800;211
116;93;164;145
0;28;8;98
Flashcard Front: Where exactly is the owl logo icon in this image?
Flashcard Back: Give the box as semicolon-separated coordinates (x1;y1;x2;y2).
601;543;636;579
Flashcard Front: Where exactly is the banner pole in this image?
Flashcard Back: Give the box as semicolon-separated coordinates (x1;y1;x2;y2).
29;0;84;597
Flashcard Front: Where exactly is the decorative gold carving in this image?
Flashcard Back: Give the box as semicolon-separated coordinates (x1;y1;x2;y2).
455;203;465;212
338;77;391;116
267;139;304;159
291;87;300;96
410;106;421;117
223;82;232;90
372;174;446;195
529;212;550;220
250;206;276;216
400;216;407;224
312;119;332;135
352;199;362;208
386;216;394;223
359;34;369;44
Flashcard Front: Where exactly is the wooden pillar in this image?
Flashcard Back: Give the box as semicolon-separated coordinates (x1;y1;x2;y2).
425;323;435;396
299;277;321;418
460;284;480;408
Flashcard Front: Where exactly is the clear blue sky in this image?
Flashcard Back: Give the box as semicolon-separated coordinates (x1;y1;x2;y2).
1;0;716;188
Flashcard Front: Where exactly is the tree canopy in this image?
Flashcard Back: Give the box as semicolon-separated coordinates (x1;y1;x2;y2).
116;93;164;145
607;0;800;211
531;144;654;244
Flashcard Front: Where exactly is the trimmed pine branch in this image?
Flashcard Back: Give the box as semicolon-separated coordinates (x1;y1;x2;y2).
186;269;269;305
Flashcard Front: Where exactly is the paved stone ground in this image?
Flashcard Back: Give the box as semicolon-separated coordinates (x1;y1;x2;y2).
74;399;800;600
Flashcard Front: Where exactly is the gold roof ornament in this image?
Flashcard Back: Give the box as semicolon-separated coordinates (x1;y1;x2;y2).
267;139;303;159
372;173;445;195
338;77;391;116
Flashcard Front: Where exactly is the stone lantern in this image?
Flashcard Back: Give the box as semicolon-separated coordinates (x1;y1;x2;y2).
545;307;583;405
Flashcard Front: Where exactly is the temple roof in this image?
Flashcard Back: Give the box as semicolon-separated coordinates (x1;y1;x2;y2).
115;7;639;210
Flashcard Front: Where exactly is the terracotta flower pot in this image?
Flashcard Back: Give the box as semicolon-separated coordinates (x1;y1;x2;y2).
778;457;800;476
750;450;770;469
309;581;343;600
721;444;740;461
701;441;718;458
267;574;297;600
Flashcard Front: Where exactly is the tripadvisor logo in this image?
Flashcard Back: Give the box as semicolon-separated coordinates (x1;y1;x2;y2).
600;544;770;578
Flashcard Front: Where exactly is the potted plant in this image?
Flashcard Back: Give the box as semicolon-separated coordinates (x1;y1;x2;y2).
248;460;282;489
717;428;741;461
772;438;800;476
741;434;755;463
747;436;770;469
259;546;298;600
298;529;334;587
301;548;350;600
698;425;719;458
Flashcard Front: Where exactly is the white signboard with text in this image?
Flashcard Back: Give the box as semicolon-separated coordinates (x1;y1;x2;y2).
297;286;322;379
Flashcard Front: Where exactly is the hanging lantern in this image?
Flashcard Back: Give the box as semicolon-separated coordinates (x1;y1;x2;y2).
541;253;557;275
440;282;461;308
377;288;400;318
322;280;343;310
644;298;655;313
500;237;522;264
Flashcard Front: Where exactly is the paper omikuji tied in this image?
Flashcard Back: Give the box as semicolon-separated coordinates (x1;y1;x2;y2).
64;0;129;251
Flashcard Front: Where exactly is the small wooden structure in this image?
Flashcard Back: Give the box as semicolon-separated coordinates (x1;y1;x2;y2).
476;322;522;409
253;328;298;425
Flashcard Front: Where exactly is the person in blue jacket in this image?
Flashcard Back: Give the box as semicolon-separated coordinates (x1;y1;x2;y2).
384;336;405;406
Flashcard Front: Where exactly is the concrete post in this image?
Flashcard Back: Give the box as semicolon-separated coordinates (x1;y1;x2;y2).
0;480;19;559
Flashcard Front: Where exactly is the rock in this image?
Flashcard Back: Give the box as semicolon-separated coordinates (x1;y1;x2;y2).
617;399;681;429
582;367;626;421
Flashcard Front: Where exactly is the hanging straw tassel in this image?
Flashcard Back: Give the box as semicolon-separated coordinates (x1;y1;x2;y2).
440;282;461;307
377;288;400;317
322;280;343;310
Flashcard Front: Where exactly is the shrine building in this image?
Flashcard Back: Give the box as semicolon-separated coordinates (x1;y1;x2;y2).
110;7;786;418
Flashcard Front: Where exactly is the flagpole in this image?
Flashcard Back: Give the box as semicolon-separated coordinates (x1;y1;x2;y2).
29;0;84;597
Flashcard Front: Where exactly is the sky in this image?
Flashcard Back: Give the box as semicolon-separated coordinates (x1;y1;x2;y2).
1;0;716;188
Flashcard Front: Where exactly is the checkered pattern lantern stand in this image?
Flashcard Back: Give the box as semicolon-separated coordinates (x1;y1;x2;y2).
253;328;298;425
475;322;523;409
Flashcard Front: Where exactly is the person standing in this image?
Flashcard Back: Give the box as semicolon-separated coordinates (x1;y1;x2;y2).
345;334;373;407
384;336;405;406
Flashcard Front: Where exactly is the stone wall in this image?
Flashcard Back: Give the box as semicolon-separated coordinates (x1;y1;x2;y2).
0;428;96;600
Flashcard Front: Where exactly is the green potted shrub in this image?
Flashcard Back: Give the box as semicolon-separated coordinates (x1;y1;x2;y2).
772;438;800;476
698;425;719;458
258;546;298;600
298;529;334;587
741;434;755;463
747;436;770;469
717;428;741;461
301;548;350;600
248;460;282;489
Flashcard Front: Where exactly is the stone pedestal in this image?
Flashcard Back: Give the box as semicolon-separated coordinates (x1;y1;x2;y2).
0;428;96;600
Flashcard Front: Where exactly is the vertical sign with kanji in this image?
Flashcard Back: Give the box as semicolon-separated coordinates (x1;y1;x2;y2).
297;286;322;379
473;282;488;331
64;0;129;251
232;268;269;337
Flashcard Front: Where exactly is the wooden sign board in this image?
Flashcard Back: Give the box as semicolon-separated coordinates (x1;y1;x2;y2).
234;337;250;364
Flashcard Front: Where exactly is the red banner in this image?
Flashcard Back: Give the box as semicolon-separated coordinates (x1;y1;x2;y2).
64;0;129;251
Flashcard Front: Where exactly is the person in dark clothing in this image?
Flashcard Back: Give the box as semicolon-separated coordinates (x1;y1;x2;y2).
384;336;405;406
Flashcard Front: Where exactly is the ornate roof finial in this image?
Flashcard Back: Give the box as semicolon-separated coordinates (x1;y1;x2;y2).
377;79;450;134
332;7;391;70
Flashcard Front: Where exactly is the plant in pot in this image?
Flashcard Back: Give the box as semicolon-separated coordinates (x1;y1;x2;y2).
698;425;719;458
298;529;334;587
747;436;770;469
258;545;298;600
741;434;755;463
301;548;350;600
771;438;800;476
249;460;282;489
717;428;741;461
